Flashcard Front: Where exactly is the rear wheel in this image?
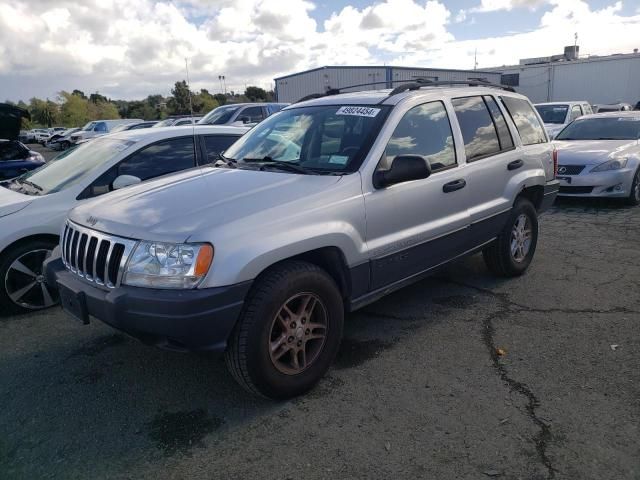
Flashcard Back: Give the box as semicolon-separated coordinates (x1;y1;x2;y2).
483;198;538;277
0;239;59;316
225;261;344;399
625;168;640;206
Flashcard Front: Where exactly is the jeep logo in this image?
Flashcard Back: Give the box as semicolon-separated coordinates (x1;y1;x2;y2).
86;216;98;226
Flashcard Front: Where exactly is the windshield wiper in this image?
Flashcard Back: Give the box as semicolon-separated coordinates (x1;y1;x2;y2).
242;157;312;174
213;152;237;168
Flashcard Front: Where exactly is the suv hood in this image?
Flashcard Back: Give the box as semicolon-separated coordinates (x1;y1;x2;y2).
553;140;636;165
0;184;33;218
0;103;30;141
69;168;343;242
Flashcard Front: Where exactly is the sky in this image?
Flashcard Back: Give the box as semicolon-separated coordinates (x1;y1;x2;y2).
1;0;639;102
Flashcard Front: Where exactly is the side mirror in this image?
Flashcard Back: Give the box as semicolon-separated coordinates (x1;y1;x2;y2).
239;116;250;124
112;174;141;190
373;155;431;189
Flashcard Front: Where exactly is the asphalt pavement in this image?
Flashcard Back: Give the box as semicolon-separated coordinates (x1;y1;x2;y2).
1;178;638;479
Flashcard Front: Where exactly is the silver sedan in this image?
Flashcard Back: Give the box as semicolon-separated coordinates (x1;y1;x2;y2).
553;112;640;205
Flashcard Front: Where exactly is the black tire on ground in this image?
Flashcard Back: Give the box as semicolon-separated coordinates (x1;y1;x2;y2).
62;141;71;150
0;238;59;316
225;260;344;399
483;197;539;277
625;168;640;206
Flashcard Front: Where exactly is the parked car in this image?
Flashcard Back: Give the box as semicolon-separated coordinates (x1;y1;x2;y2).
534;101;592;139
593;103;632;113
45;128;81;150
46;84;558;399
198;103;288;126
109;121;158;133
553;111;640;204
33;129;51;143
69;119;143;145
153;116;202;127
0;103;45;180
0;125;248;314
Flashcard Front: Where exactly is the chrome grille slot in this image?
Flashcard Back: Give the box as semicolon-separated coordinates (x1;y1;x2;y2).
60;221;137;289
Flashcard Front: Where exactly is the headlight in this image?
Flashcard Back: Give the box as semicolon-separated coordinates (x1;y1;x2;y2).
123;241;214;289
591;158;628;172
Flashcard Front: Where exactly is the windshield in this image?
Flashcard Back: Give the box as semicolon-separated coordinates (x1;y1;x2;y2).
152;118;176;128
535;105;568;124
198;105;240;125
555;117;640;140
8;138;135;195
223;105;390;174
81;121;96;131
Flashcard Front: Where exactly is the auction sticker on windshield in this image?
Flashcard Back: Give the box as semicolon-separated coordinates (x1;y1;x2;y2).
336;106;381;117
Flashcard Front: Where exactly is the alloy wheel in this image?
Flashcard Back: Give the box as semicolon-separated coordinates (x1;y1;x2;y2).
5;249;58;310
268;292;328;375
510;214;532;263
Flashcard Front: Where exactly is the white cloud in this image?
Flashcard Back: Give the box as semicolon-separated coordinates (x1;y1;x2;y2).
0;0;639;101
471;0;547;12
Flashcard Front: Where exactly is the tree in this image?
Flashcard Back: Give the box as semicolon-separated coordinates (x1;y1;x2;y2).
167;80;193;115
244;86;268;102
213;93;227;106
72;89;87;99
196;89;218;114
59;91;90;127
89;92;108;104
29;97;59;127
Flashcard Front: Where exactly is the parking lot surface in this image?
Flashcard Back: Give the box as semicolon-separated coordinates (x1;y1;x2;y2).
1;197;639;480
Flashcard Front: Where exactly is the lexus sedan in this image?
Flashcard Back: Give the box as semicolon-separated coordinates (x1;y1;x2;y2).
553;111;640;204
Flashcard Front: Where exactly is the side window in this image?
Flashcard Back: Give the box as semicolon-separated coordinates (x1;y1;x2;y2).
94;122;107;133
500;96;547;145
382;101;456;172
239;106;265;123
201;135;241;164
583;104;593;115
0;142;26;161
82;137;195;198
451;96;501;162
569;105;582;122
483;95;514;150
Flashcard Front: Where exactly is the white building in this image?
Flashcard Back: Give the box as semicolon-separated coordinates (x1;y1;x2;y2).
274;66;502;103
487;48;640;105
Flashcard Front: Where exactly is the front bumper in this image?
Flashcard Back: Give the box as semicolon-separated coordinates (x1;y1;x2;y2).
45;249;251;353
557;168;635;197
539;179;560;213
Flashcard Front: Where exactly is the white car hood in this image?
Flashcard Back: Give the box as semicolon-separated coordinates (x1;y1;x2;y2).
553;140;636;166
0;185;33;218
69;167;342;242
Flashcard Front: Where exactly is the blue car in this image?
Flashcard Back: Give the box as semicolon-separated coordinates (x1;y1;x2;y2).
0;104;45;180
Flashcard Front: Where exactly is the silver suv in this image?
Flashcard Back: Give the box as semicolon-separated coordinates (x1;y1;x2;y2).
46;82;559;399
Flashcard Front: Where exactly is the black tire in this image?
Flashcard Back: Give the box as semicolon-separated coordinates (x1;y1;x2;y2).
61;141;71;150
625;168;640;206
225;260;344;399
0;238;59;316
483;198;539;277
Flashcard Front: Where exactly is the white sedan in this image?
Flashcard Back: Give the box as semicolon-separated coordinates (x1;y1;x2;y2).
553;111;640;204
0;125;248;314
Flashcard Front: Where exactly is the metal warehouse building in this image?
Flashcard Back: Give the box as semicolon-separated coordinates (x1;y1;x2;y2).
274;66;502;103
487;48;640;105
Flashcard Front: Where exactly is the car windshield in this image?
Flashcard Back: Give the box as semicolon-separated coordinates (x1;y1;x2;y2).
5;138;135;195
555;117;640;140
535;105;568;124
222;105;390;174
110;123;131;133
198;105;240;125
152;118;176;128
81;121;96;131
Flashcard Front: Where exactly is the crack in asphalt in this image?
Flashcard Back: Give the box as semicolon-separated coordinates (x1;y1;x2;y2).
436;276;557;479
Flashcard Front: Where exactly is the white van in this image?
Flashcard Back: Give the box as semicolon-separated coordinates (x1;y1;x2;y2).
69;119;143;144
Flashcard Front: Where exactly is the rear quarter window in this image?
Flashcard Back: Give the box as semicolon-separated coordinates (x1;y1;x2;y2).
500;96;547;145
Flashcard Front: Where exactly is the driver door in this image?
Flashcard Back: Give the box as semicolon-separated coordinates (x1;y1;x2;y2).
363;101;470;290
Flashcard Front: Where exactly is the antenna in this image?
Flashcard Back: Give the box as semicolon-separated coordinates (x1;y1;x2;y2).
185;58;197;161
474;48;478;70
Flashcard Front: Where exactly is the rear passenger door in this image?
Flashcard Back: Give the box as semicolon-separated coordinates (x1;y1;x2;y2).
450;95;520;246
199;134;242;164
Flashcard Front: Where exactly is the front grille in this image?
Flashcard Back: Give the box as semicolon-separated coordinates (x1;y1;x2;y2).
559;186;594;194
557;165;585;175
61;221;137;288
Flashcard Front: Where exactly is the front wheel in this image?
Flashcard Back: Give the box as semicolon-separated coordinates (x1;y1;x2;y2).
483;198;539;277
0;239;59;316
225;261;344;399
625;168;640;206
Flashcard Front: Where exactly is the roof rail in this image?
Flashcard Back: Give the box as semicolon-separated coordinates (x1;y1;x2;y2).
388;79;515;96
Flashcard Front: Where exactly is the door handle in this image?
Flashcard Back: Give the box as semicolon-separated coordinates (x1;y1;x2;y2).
508;159;524;170
442;179;466;193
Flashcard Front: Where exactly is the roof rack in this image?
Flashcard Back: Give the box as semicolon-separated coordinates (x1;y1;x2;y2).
388;79;515;96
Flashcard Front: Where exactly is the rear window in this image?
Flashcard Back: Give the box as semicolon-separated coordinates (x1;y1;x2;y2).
501;97;547;145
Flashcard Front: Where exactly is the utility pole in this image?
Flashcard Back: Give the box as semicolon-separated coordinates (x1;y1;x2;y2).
474;48;478;71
